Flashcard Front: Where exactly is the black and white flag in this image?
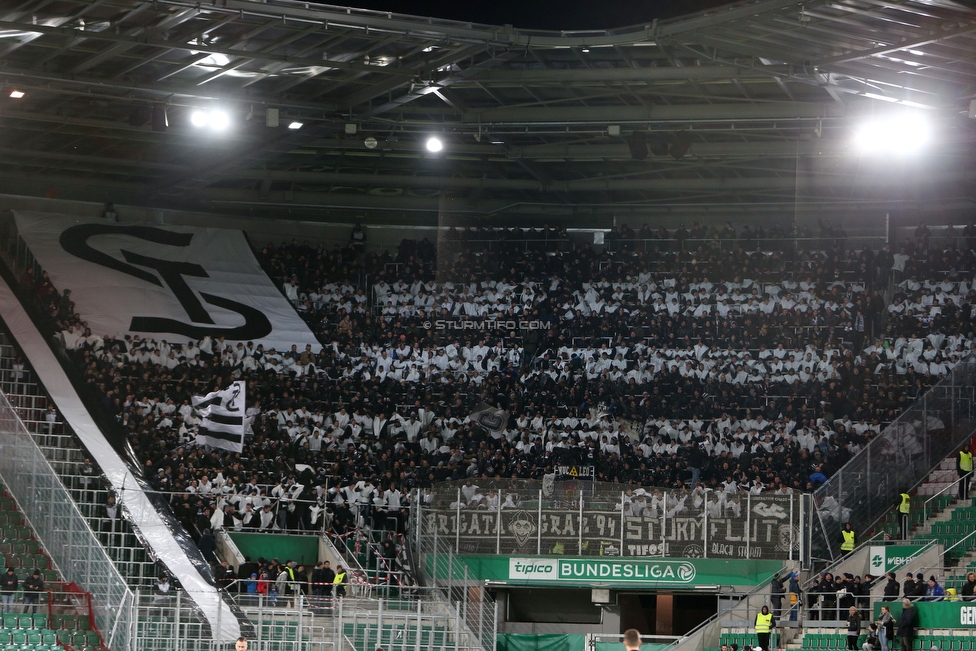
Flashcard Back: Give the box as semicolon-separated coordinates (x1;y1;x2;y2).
192;381;245;453
468;403;509;435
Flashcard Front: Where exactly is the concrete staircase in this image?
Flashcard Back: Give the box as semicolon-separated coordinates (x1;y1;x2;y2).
917;457;961;496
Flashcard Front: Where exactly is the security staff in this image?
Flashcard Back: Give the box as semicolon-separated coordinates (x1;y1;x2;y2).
899;493;911;540
840;523;856;555
333;564;347;598
959;448;973;500
755;604;774;651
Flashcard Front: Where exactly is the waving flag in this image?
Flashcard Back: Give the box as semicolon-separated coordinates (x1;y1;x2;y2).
192;381;245;453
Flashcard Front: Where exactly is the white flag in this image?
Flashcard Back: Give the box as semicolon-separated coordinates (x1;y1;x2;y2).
192;381;245;453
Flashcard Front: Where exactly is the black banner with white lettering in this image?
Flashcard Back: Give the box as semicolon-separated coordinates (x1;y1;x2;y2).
423;480;801;560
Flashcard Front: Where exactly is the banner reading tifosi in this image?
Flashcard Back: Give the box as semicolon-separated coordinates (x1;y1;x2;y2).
14;213;318;351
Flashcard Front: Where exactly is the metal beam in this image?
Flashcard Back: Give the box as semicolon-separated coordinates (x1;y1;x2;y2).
0;63;338;111
461;102;843;124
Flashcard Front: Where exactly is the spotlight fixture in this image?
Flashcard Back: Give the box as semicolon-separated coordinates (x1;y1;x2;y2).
626;132;648;160
190;110;208;127
9;90;25;99
190;108;231;131
426;136;444;153
648;134;669;157
853;114;930;155
207;110;229;130
364;136;378;149
288;121;303;130
669;130;691;160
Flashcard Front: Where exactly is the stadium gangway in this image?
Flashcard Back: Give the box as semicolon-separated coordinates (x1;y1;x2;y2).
656;570;792;651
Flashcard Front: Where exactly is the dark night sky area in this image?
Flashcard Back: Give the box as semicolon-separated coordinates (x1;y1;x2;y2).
314;0;734;30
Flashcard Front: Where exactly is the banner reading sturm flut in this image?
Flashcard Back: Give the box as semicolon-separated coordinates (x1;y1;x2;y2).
14;212;318;352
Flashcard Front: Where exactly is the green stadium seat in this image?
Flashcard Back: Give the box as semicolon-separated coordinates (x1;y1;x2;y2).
0;631;9;644
56;631;71;645
32;614;47;629
25;631;40;645
42;570;56;583
10;632;24;645
17;614;31;629
1;615;15;629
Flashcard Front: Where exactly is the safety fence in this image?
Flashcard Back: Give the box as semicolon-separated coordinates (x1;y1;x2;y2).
812;351;976;561
0;388;134;651
411;506;497;651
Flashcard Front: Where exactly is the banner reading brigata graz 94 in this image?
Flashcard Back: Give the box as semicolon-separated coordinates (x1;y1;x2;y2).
420;480;803;560
14;212;319;352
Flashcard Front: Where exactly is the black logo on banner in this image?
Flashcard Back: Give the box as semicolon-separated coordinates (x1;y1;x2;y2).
60;224;272;340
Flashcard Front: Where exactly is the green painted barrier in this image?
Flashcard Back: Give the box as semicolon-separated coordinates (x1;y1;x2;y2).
497;634;586;651
229;532;319;567
873;601;976;628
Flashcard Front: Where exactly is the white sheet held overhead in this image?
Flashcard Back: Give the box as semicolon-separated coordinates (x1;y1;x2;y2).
14;212;318;352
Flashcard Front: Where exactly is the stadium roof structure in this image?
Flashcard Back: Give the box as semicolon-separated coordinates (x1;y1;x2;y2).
0;0;974;225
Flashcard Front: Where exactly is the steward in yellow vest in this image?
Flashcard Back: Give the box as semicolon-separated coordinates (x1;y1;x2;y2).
959;449;974;500
840;523;856;554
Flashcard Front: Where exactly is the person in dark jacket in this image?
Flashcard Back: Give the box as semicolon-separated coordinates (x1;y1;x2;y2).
788;570;802;621
847;606;863;650
22;570;43;614
897;599;916;651
1;568;18;614
770;573;785;617
882;572;900;602
912;573;927;600
198;528;218;564
961;572;976;601
903;573;917;600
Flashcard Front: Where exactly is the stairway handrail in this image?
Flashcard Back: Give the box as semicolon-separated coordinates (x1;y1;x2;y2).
923;476;966;516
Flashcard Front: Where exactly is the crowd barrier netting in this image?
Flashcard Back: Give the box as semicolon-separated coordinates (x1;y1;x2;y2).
812;351;976;561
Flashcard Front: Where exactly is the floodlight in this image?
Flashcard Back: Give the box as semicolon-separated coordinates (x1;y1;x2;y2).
426;136;444;153
853;114;931;155
207;110;230;130
190;110;208;127
9;90;24;99
288;121;304;130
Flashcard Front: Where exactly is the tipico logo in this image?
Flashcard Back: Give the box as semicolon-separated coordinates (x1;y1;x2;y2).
510;558;558;580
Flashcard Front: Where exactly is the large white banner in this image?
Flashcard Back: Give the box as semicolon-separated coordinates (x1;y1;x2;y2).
0;276;242;642
14;212;318;351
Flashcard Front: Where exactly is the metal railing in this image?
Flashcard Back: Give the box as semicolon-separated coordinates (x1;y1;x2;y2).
812;351;976;562
410;504;496;651
0;388;134;651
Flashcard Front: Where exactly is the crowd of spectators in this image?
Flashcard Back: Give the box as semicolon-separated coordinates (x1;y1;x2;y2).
11;222;974;554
